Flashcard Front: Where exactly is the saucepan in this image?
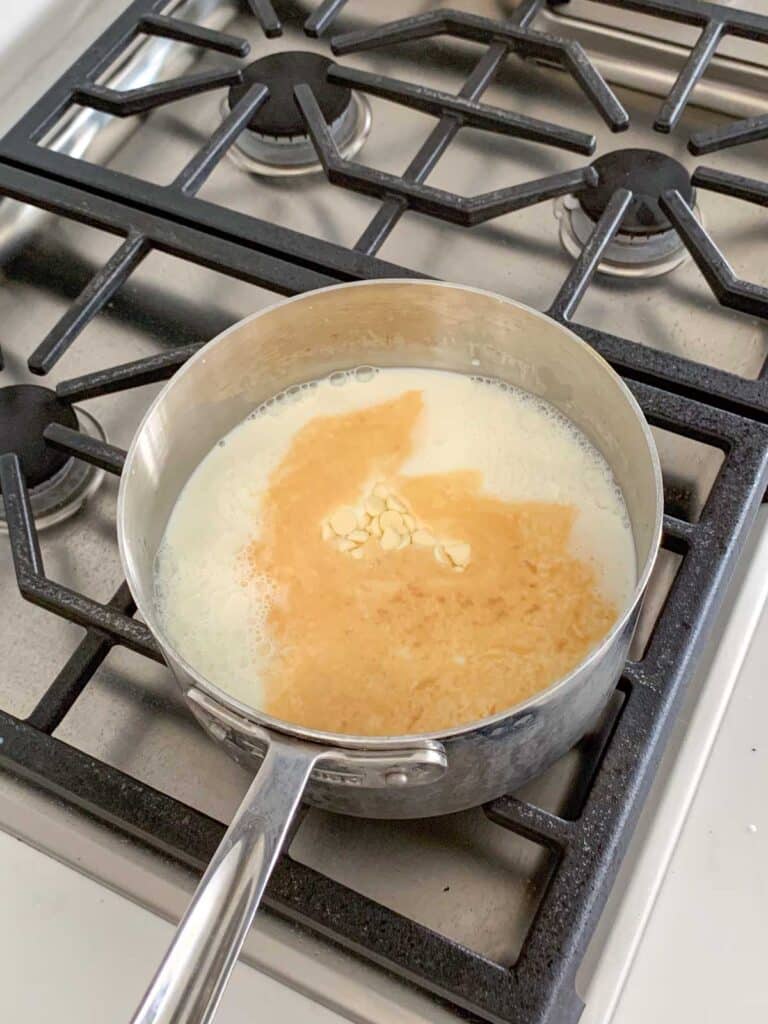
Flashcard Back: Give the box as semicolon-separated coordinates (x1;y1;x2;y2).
118;280;663;1024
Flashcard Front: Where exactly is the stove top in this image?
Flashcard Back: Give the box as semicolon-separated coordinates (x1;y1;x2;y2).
1;2;767;1023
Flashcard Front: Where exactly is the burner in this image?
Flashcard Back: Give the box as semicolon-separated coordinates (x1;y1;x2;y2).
0;385;105;530
556;149;698;278
581;150;694;236
231;52;351;138
226;51;370;177
0;385;77;487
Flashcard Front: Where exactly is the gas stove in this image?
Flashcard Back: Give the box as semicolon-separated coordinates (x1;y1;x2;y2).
0;2;767;1023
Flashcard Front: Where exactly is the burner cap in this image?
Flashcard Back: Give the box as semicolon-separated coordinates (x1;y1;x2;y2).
0;385;78;488
580;149;694;236
229;52;351;137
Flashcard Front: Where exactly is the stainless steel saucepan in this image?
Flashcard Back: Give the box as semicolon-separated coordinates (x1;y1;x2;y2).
118;280;663;1024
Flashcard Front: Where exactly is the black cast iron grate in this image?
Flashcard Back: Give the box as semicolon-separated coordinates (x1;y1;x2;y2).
561;0;768;148
1;2;768;1024
0;0;765;413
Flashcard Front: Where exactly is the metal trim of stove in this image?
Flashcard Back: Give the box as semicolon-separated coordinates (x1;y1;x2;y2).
1;2;768;1023
537;0;768;123
541;0;768;144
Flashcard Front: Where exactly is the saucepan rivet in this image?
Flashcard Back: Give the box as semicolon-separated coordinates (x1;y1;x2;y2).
384;769;409;786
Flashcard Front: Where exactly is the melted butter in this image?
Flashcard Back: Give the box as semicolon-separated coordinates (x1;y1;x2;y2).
245;389;617;735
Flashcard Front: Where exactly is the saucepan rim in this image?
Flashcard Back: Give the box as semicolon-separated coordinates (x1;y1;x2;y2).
117;279;664;748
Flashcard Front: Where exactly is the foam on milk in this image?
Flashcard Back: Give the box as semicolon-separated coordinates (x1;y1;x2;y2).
155;367;636;710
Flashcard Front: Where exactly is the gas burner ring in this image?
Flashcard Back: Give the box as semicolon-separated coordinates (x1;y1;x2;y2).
224;51;371;178
224;90;371;178
0;398;106;532
555;193;701;279
555;148;700;279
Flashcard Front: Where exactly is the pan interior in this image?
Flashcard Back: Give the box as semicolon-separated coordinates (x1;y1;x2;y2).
118;281;661;739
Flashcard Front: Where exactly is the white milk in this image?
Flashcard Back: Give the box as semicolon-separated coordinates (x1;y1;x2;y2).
155;368;636;708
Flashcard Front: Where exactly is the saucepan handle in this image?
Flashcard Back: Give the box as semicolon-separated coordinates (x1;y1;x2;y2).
130;736;318;1024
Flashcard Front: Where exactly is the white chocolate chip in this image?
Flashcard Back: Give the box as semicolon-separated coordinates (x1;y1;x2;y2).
324;486;470;568
444;542;471;568
380;527;401;551
412;530;436;547
379;510;406;533
364;494;385;516
434;545;449;565
330;507;358;536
